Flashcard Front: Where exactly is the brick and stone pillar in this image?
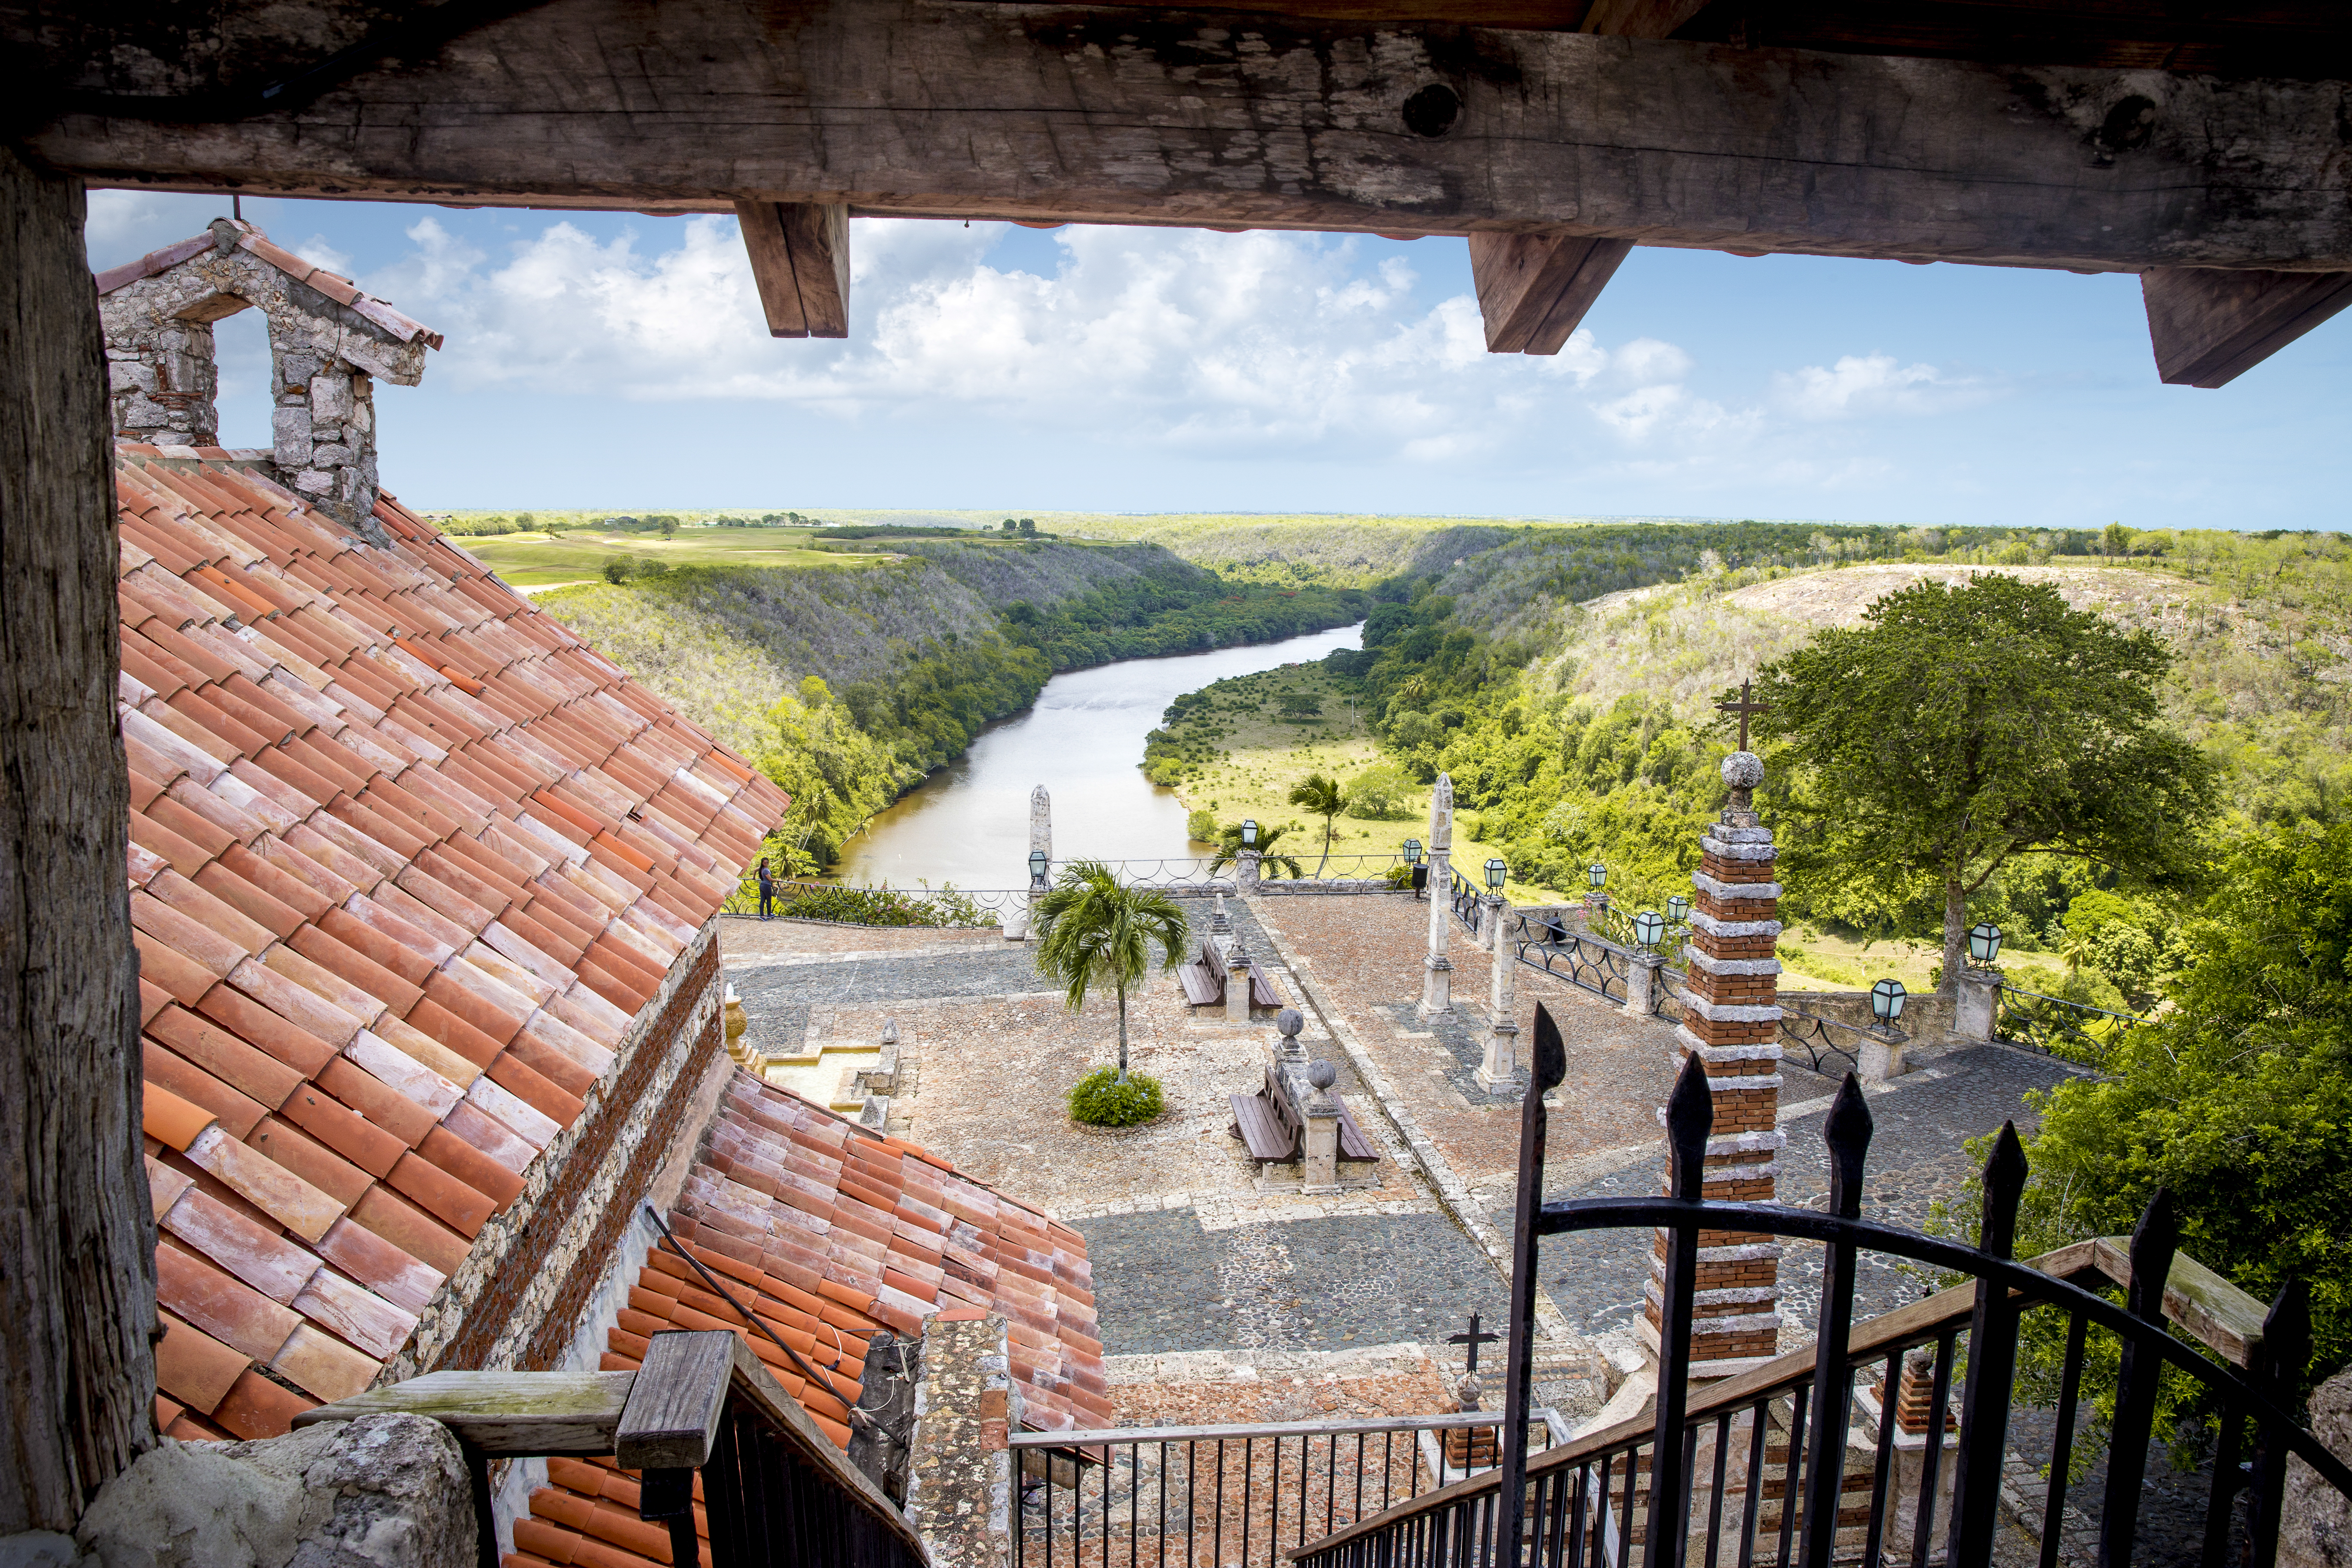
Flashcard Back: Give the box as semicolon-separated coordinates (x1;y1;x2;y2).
1420;773;1455;1017
1645;750;1784;1376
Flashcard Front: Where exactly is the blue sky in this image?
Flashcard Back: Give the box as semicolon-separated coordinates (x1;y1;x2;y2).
86;190;2349;531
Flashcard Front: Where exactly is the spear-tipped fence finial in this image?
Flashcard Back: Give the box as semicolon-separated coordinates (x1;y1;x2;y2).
1531;1001;1566;1096
1664;1052;1713;1202
1978;1120;2029;1259
1822;1073;1874;1219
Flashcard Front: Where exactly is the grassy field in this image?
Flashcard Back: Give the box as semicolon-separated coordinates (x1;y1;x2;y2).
1152;665;1559;898
456;527;884;585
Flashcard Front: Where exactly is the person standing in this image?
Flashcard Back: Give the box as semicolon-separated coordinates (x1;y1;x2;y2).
756;858;776;920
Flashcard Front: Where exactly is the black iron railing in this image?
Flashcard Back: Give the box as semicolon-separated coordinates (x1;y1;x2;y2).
1013;1410;1574;1568
1996;984;2139;1063
1505;910;1670;1017
1289;1002;2352;1568
1776;1007;1865;1075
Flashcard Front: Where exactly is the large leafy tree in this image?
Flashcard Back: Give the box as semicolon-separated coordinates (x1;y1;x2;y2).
1751;576;2215;994
1032;861;1189;1079
2013;819;2352;1398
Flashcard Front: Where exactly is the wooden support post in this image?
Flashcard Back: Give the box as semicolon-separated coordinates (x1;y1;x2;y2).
733;200;851;339
2143;266;2352;387
619;1332;735;1568
0;141;152;1534
1469;233;1635;354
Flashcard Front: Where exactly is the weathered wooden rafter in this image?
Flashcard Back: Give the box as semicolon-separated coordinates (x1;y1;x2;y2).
2141;266;2352;388
16;0;2352;276
734;200;851;339
1469;232;1631;353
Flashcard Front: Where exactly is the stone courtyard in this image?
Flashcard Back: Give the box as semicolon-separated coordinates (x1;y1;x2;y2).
716;884;2079;1430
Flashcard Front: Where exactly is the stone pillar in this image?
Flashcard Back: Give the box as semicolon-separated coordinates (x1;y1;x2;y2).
1237;848;1262;894
1420;773;1455;1017
1301;1062;1342;1193
1859;1025;1908;1082
1645;751;1784;1378
1478;921;1520;1090
1010;785;1050;941
1227;938;1253;1023
1478;891;1505;952
1623;952;1667;1021
1951;968;1998;1046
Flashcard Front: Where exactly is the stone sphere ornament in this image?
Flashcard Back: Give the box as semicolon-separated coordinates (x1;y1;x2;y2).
1277;1007;1305;1038
1308;1060;1338;1090
1720;751;1765;790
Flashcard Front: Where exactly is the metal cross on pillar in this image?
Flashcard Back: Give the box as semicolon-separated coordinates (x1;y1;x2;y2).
1448;1312;1501;1376
1717;678;1773;752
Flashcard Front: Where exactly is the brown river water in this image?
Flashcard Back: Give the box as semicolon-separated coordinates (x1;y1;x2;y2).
832;621;1364;891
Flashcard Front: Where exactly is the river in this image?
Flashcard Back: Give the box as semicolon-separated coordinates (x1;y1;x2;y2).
833;621;1366;890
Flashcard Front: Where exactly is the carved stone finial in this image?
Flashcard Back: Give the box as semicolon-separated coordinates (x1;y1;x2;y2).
1307;1060;1336;1090
1277;1007;1304;1039
1720;749;1765;821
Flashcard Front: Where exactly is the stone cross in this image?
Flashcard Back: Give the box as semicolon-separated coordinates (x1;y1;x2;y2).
1419;773;1455;1017
1645;747;1785;1378
1717;679;1772;753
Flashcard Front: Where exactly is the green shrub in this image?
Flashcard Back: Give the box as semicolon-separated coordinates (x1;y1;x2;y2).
1186;807;1220;842
1382;862;1416;890
1068;1066;1165;1127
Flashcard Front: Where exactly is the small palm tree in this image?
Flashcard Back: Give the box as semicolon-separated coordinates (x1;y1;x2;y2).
1205;821;1305;879
1033;861;1189;1079
1289;772;1345;876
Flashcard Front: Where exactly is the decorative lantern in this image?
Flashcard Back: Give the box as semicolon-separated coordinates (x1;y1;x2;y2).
1587;862;1607;890
1028;849;1048;885
1666;894;1690;925
1240;818;1259;848
1633;909;1666;952
1871;978;1908;1024
1967;922;2003;965
1484;858;1508;891
1403;838;1424;865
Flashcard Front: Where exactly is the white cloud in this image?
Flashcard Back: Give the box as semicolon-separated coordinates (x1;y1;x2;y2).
1773;352;1995;420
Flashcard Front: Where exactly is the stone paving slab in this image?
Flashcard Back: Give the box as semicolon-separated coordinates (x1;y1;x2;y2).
1076;1209;1515;1355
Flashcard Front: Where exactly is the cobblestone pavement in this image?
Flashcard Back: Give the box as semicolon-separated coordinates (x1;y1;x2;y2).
717;893;2074;1383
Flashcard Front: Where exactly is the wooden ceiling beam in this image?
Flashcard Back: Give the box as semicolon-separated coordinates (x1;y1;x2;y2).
1470;233;1632;352
2141;266;2352;388
19;0;2352;273
734;201;850;339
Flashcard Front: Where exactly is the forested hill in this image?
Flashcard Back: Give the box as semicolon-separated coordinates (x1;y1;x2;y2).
1317;522;2348;1011
533;536;1359;870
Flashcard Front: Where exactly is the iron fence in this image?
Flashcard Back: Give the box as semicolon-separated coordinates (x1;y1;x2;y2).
1504;910;1675;1019
1776;1008;1866;1075
1066;853;1407;888
1995;984;2140;1064
1288;1003;2352;1568
1013;1410;1574;1568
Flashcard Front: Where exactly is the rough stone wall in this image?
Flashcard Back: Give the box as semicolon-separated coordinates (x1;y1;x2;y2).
1645;753;1785;1375
97;220;434;528
72;1413;473;1568
2285;1366;2352;1568
384;919;724;1382
904;1313;1016;1568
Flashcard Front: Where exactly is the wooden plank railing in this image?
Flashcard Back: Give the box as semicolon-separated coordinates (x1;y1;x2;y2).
294;1329;925;1568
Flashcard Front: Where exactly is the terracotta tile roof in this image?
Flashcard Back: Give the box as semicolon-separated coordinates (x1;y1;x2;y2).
95;221;444;349
506;1071;1106;1568
117;442;787;1443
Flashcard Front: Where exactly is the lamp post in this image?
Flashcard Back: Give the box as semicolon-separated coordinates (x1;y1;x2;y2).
1967;922;2004;967
1404;838;1427;900
1028;849;1049;891
1954;922;2006;1048
1237;818;1262;895
1862;977;1910;1081
1666;894;1690;928
1480;858;1508;950
1632;910;1666;953
1586;861;1608;922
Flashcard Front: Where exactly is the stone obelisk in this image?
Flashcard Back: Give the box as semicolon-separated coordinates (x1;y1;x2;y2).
1644;749;1784;1375
1419;772;1455;1017
1010;785;1051;941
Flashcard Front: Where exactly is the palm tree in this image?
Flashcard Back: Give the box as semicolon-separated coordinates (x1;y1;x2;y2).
1205;821;1305;879
1289;772;1345;876
1032;861;1189;1079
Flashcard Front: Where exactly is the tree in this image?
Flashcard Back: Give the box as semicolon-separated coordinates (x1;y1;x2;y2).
1002;518;1017;533
1278;691;1323;722
1289;771;1346;875
1206;820;1305;879
2003;820;2352;1421
658;515;679;539
1751;576;2214;996
1032;861;1189;1079
1344;763;1411;820
2103;521;2131;557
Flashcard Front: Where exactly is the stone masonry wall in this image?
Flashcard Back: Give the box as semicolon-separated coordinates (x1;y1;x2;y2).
905;1312;1017;1568
1645;754;1786;1374
382;919;723;1382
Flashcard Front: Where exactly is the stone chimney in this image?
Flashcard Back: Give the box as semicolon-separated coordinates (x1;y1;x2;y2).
95;217;441;529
